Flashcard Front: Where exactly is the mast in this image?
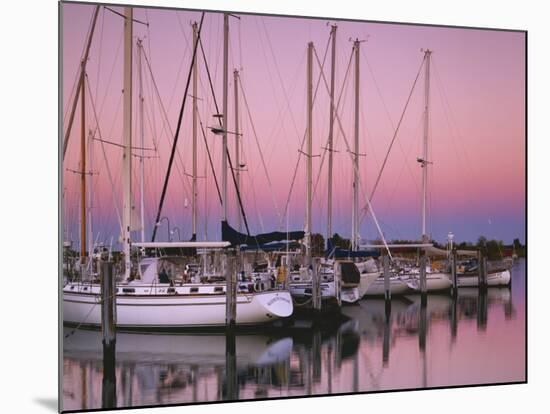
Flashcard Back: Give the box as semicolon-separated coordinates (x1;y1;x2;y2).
306;42;313;264
234;69;241;232
137;38;145;243
327;25;337;242
87;129;94;259
351;40;360;251
222;14;229;221
80;62;87;267
192;22;199;239
122;7;133;279
421;49;431;243
63;5;100;160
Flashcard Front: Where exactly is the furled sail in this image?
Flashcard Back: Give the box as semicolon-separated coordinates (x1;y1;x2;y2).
222;220;305;247
326;238;380;259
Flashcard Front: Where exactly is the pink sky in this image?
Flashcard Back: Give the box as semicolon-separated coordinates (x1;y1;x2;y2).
62;2;525;248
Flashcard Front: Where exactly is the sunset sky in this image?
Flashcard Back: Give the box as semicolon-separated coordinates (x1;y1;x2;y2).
62;2;525;249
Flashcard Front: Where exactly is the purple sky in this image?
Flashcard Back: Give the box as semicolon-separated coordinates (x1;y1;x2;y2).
62;3;525;248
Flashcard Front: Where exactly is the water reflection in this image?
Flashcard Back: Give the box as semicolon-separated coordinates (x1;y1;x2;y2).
63;260;525;411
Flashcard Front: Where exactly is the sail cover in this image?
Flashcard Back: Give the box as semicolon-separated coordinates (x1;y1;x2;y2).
326;238;380;259
222;220;305;247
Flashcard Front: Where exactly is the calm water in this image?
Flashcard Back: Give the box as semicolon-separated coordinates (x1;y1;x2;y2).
62;260;525;411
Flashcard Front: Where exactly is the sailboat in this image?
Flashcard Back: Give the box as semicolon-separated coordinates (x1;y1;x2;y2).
400;49;451;294
63;9;293;329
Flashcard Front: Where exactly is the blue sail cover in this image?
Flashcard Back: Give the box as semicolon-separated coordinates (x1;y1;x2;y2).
239;241;301;252
222;220;305;247
326;238;380;259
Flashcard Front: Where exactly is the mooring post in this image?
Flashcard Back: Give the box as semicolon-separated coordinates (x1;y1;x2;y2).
383;304;391;367
451;249;458;297
477;251;487;290
419;250;427;306
477;288;488;332
312;330;322;381
311;257;322;311
101;261;116;409
224;329;238;401
225;253;237;329
482;256;488;288
383;255;391;313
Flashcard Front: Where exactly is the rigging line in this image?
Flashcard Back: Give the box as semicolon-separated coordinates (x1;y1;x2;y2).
261;17;327;143
85;75;123;235
312;47;355;202
141;47;192;195
313;46;393;259
63;4;98;121
198;34;252;236
361;55;426;219
104;6;149;26
280;35;333;226
237;74;283;228
63;5;101;160
151;12;205;242
94;6;105;106
361;48;419;210
197;113;223;205
432;60;476;182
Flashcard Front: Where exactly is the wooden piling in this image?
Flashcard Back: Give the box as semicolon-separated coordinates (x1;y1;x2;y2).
419;251;427;305
311;257;322;311
383;255;391;314
101;261;116;409
382;305;391;367
224;330;238;400
451;249;458;297
101;261;116;348
225;254;237;329
476;252;488;290
482;256;488;288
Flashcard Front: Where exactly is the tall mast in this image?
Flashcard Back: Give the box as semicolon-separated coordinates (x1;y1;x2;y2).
351;40;360;251
421;49;431;243
306;42;313;264
80;62;87;266
222;14;229;222
234;69;241;232
63;5;100;160
87;129;94;258
327;25;337;242
122;7;133;279
137;38;145;243
192;22;198;239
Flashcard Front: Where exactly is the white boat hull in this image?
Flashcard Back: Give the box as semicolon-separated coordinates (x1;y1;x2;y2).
358;271;381;298
364;276;411;296
406;272;452;292
63;286;293;328
456;270;511;287
341;286;360;304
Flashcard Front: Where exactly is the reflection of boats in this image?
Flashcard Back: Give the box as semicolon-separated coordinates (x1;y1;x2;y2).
64;255;293;329
64;327;293;365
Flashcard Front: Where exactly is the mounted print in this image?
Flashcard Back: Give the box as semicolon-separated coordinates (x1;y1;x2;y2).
60;0;526;412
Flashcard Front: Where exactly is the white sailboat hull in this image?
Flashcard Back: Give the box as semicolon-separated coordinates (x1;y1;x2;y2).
364;276;411;296
456;270;511;287
358;271;381;298
63;286;293;328
406;272;452;292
